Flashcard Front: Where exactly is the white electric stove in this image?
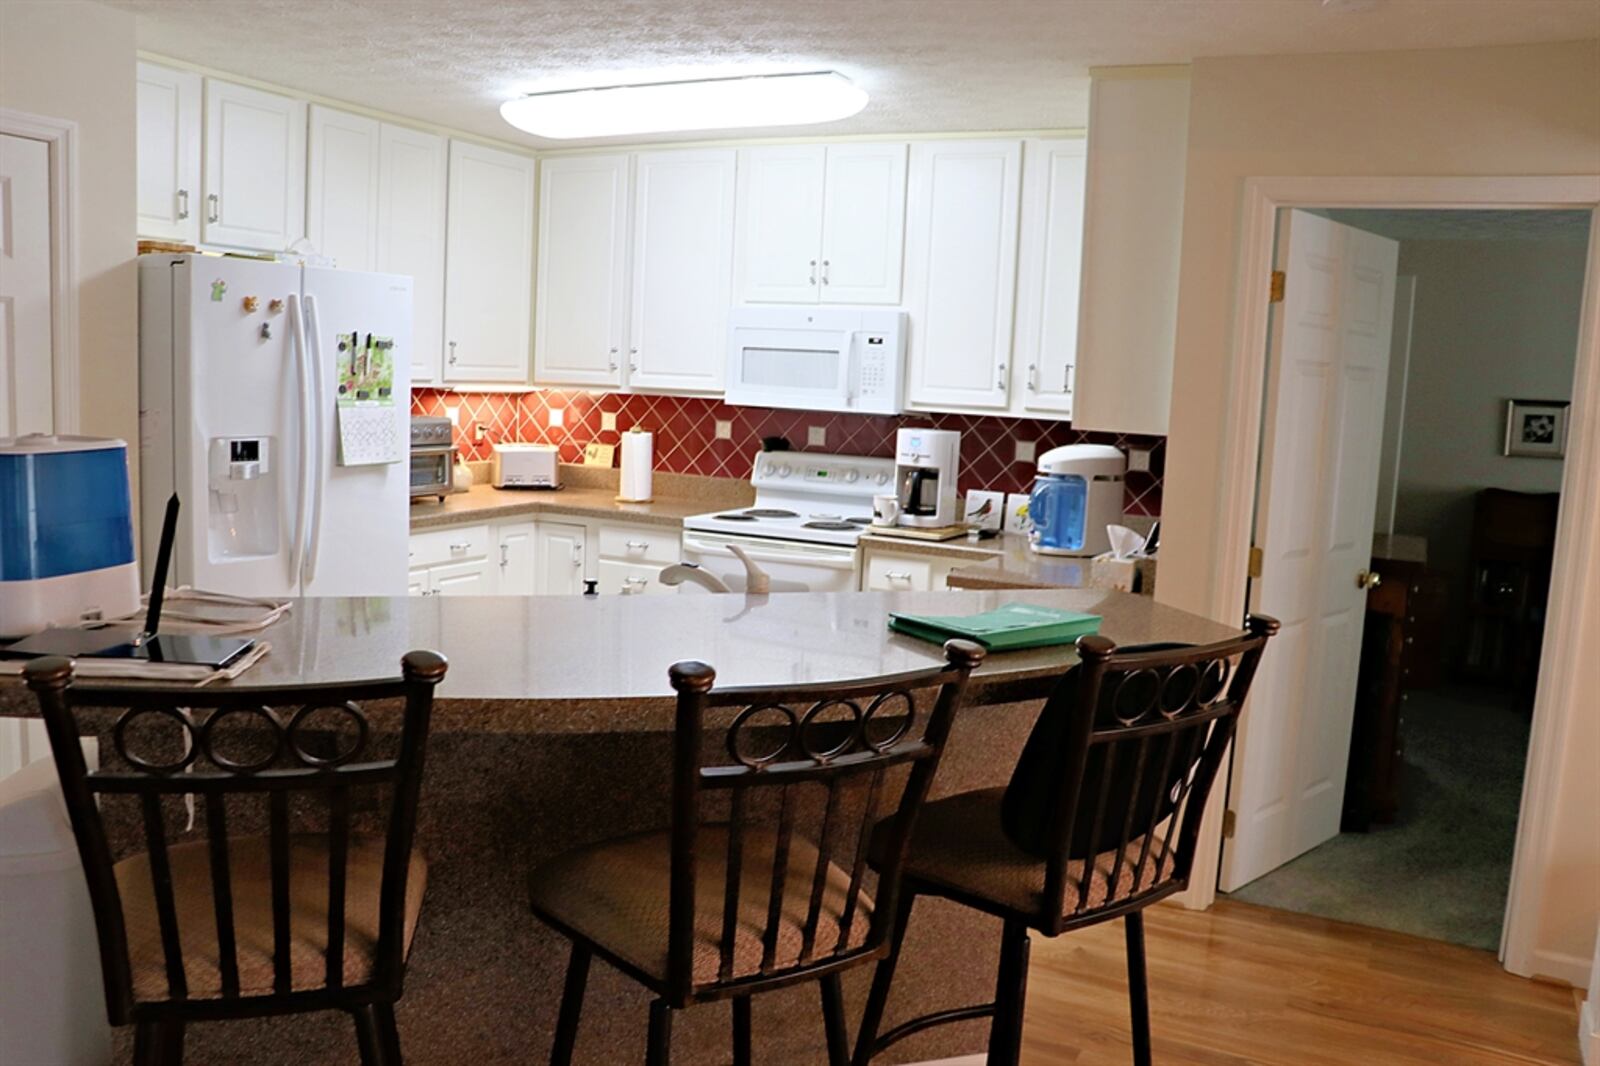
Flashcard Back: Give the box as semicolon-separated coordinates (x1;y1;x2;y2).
680;452;896;592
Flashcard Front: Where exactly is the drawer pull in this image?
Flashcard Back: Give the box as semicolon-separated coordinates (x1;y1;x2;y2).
625;540;650;551
885;570;913;582
449;541;471;554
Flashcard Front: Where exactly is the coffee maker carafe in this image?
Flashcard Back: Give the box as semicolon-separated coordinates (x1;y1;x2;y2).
893;428;960;528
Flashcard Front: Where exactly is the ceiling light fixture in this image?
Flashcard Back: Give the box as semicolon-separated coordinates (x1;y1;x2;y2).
500;71;868;140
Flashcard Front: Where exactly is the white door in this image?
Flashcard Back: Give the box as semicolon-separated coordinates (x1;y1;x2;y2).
819;143;907;305
306;106;381;271
443;140;535;383
496;519;537;594
202;79;306;251
627;149;735;393
534;521;587;595
1013;138;1086;417
135;62;201;243
534;154;630;387
376;124;447;385
735;145;824;303
1221;210;1399;891
430;558;494;595
0;133;55;437
903;139;1021;411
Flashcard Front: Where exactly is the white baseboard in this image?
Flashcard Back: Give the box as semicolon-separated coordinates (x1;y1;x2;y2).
1581;998;1598;1066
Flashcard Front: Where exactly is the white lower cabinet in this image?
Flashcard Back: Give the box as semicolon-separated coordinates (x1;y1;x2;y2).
428;559;495;595
594;520;679;595
534;521;589;596
861;548;960;592
410;516;684;596
495;519;537;594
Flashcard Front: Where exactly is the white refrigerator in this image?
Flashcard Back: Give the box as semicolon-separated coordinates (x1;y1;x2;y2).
139;254;412;597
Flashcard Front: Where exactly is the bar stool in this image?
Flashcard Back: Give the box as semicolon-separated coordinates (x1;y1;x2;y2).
854;617;1278;1066
527;639;986;1066
23;650;448;1066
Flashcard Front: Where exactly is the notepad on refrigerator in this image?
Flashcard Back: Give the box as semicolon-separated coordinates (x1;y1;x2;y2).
887;602;1102;651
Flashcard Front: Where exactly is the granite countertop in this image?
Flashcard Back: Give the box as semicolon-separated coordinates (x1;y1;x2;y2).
0;589;1236;733
409;466;752;531
860;531;1100;590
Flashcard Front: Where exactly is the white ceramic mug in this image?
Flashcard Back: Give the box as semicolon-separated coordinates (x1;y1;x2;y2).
871;494;900;527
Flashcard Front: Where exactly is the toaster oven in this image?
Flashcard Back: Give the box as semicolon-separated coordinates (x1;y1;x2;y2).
410;416;455;501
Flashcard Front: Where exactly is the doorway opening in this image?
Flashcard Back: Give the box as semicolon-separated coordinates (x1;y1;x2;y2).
1219;206;1592;951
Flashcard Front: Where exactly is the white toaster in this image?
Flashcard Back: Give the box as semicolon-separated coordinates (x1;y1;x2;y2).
490;443;560;489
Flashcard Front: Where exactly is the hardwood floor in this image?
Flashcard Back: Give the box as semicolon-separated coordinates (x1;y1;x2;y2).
1018;899;1579;1065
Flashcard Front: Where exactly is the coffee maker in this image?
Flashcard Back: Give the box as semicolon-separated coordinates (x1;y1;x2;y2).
894;428;960;528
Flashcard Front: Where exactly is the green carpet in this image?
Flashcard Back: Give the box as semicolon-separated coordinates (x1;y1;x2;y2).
1226;685;1527;950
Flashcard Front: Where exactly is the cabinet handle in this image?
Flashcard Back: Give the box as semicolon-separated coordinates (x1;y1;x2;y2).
449;541;471;555
1026;363;1038;392
176;189;190;220
996;361;1008;390
206;193;219;223
809;259;817;285
448;341;458;365
499;543;509;569
1063;365;1074;395
623;576;649;593
628;346;639;373
885;570;913;582
821;259;830;285
625;540;649;551
571;546;583;566
609;345;619;372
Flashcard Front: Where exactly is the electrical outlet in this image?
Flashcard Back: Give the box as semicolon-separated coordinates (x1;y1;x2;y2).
1013;439;1037;464
548;407;564;427
807;425;827;447
715;419;733;441
473;423;488;443
1126;445;1152;473
601;411;618;432
445;405;460;426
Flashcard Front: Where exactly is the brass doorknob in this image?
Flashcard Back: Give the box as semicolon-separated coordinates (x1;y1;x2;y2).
1357;569;1382;590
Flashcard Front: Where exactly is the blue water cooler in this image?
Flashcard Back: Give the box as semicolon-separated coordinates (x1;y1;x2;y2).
1027;444;1126;557
0;434;142;637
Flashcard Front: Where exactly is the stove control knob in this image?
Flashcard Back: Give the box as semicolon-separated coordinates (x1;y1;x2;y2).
778;464;793;477
844;470;859;483
875;471;890;485
760;462;774;477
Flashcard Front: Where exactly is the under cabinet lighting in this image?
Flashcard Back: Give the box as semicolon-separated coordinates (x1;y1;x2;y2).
500;71;867;139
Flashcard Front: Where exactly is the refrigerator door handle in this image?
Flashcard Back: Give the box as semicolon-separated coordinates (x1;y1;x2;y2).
302;292;328;586
286;293;312;588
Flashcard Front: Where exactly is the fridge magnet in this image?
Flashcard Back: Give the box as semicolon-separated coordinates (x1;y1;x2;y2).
210;279;227;301
1503;399;1569;459
336;334;401;466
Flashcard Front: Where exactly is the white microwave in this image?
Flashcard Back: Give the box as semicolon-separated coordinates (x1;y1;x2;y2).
724;307;906;415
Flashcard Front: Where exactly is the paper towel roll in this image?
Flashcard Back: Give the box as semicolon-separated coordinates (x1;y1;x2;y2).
618;430;653;502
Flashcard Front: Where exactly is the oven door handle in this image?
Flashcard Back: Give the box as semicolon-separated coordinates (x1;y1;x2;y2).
680;534;858;569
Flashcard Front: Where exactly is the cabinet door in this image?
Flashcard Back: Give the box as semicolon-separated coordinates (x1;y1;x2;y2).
862;551;934;592
430;558;495;595
1013;138;1086;417
597;559;671;596
495;519;537;594
407;567;431;596
443;140;536;383
820;143;907;304
377;125;448;385
136;63;201;243
734;145;824;303
903;140;1021;411
534;154;630;387
534;521;587;595
202;79;306;251
306;105;381;271
627;149;737;393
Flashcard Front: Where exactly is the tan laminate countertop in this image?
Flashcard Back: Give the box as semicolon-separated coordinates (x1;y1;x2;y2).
408;480;751;531
861;531;1098;590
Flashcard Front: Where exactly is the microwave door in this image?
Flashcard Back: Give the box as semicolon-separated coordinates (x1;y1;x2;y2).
728;334;850;411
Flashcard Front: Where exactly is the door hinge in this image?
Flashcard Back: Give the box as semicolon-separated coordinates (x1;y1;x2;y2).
1222;809;1237;839
1248;545;1264;579
1269;270;1286;303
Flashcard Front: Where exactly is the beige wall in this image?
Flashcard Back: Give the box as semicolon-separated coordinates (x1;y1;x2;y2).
1159;39;1600;985
0;0;137;522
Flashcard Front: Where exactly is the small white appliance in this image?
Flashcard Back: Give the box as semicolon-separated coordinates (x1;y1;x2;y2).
724;307;906;415
1028;444;1126;557
491;443;560;489
0;435;142;637
410;416;456;500
680;452;896;593
894;428;961;529
139;254;412;597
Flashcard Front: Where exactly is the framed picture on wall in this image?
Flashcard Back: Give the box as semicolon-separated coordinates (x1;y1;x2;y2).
1503;399;1570;459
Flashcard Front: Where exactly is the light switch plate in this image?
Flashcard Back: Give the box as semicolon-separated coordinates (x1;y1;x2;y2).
964;490;1005;531
1126;445;1152;473
807;425;827;447
1004;493;1033;535
601;411;618;432
715;419;733;441
548;407;564;427
1013;439;1037;464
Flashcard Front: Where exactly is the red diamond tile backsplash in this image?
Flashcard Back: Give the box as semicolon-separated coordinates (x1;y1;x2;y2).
412;389;1164;516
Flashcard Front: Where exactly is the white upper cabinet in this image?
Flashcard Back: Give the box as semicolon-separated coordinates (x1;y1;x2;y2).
627;148;736;393
443;139;536;383
136;63;201;244
202;79;306;251
535;154;631;388
735;143;906;305
818;143;907;304
735;145;825;303
306;105;381;271
903;139;1022;411
376;125;448;386
1072;68;1191;435
1011;138;1087;418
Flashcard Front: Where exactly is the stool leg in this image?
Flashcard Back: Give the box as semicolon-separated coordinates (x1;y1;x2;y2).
1125;912;1152;1066
135;1019;185;1066
853;889;917;1065
551;943;592;1066
353;1006;380;1065
645;999;673;1066
986;919;1031;1066
363;1003;401;1066
732;996;752;1066
821;974;849;1066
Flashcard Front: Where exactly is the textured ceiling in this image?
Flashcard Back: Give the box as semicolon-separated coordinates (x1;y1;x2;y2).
1319;208;1594;242
107;0;1600;149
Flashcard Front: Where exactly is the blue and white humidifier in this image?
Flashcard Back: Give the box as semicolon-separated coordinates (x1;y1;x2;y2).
0;434;142;638
1027;444;1126;557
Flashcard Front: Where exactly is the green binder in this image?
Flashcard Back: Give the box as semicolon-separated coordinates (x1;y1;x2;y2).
887;602;1103;651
